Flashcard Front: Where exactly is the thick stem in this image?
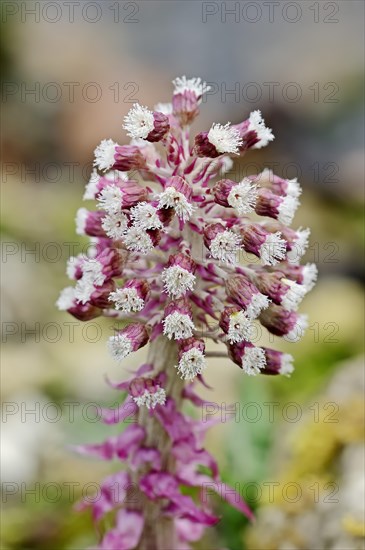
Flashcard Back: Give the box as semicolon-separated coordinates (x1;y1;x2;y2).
135;227;200;550
135;336;184;550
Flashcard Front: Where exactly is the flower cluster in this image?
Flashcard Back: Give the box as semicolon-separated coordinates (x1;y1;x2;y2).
58;76;317;549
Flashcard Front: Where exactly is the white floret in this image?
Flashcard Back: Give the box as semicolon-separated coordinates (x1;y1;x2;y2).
163;312;195;340
108;288;144;313
175;348;207;380
210;230;241;265
93;139;118;172
96;184;123;214
228;178;258;215
259;232;287;266
107;333;133;362
227;311;253;344
133;387;166;409
161;266;196;298
241;346;266;376
123;226;154;254
101;211;128;239
208;122;242;154
56;287;75;310
248;110;274;149
123;103;154;140
158;187;195;222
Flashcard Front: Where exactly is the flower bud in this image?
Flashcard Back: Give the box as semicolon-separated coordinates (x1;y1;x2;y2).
259;304;308;341
254;169;301;199
114;145;146;171
260;348;294;377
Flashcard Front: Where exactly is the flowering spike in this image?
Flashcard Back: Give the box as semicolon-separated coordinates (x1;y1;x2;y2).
58;76;316;548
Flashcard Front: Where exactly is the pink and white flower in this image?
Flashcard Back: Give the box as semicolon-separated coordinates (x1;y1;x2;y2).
59;75;316;549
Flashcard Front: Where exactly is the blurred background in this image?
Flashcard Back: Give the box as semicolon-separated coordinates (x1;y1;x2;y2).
1;1;364;549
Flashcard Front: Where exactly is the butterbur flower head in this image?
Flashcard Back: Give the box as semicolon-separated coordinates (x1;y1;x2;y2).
75;208;106;237
59;76;316;549
113;145;146;171
163;298;195;340
241;224;286;266
123;103;155;139
129;377;166;409
130;201;163;230
97;184;123;213
56;287;101;321
94;139;119;172
172;76;211;124
302;263;318;291
255;169;302;199
123;103;169;142
261;348;294;377
172;76;211;103
108;279;149;312
246;110;274;149
89;279;116;309
228;341;266;376
255;188;299;226
254;271;307;311
228;178;258;214
101;211;128;239
225;275;270;319
158;176;194;222
214;177;258;215
204;223;241;265
195;123;242;158
220;306;252;344
176;338;206;380
107;323;149;362
123;226;155;254
84;171;123;201
162;253;196;298
207;123;242;154
260;304;308;341
286;227;311;263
